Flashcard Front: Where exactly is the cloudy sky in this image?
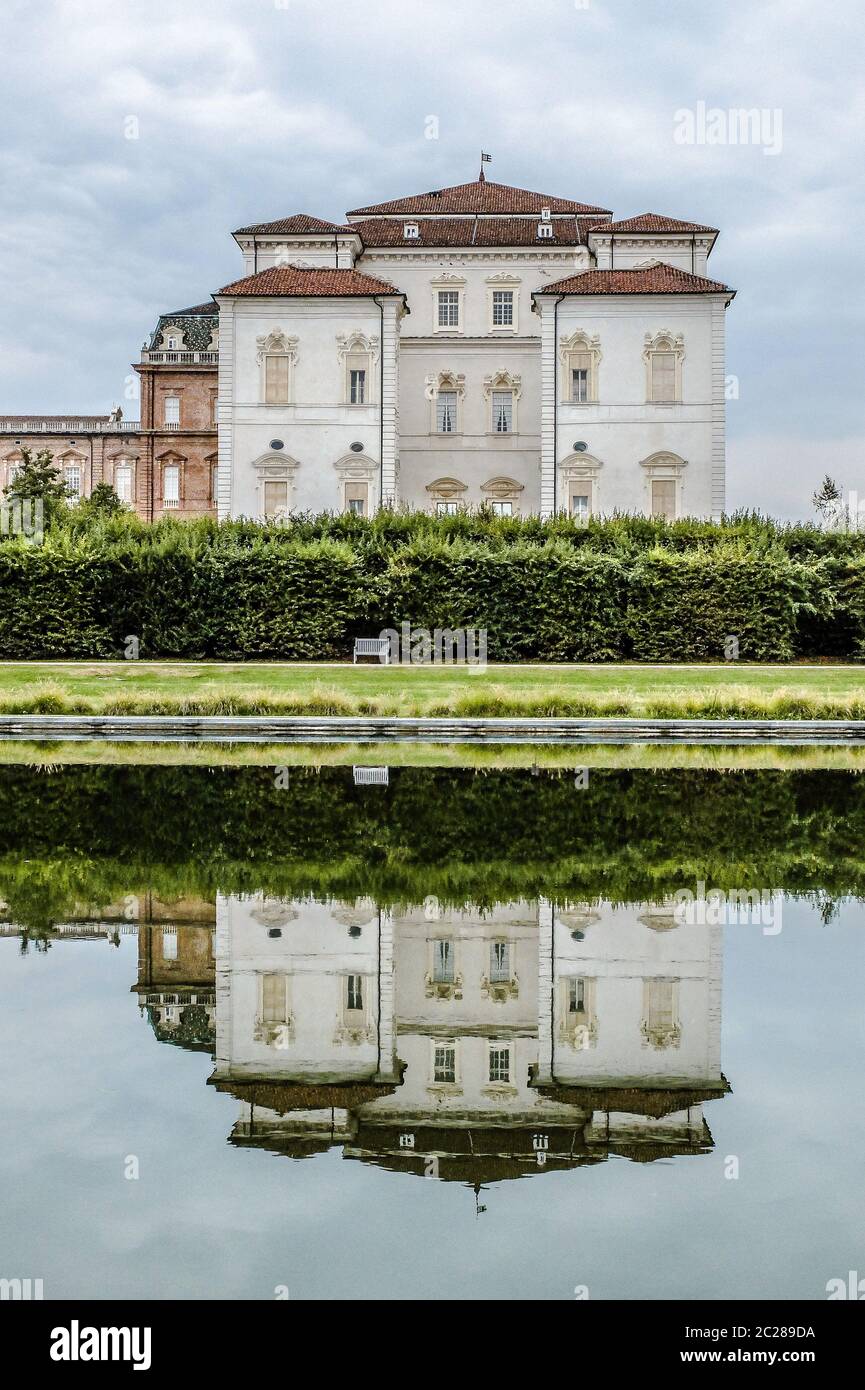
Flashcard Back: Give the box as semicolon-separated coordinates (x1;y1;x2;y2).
1;0;862;518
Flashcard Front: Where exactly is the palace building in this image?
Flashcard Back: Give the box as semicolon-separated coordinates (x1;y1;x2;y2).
1;170;735;522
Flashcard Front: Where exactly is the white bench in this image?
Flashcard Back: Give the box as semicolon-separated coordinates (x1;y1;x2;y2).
353;766;389;786
353;637;391;664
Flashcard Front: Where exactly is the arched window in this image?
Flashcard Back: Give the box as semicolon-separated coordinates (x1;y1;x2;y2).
480;476;524;517
483;370;522;435
337;332;379;406
560;331;602;404
426;477;467;515
639;451;688;520
110;455;136;504
425;370;465;435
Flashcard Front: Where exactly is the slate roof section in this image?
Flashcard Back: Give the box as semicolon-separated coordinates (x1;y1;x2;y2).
347;177;611;217
535;264;734;296
216;265;403;297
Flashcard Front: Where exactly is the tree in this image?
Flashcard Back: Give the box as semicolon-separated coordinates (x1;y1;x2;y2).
79;482;125;518
812;474;846;528
3;446;73;528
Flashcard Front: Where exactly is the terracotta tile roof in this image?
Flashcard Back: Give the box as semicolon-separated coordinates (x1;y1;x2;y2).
473;216;586;246
233;213;357;236
216;266;403;297
347;178;611;217
535;264;734;296
594;212;719;235
352;215;589;247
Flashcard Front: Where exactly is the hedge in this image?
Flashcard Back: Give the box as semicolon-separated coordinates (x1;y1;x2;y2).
1;765;862;930
0;519;860;660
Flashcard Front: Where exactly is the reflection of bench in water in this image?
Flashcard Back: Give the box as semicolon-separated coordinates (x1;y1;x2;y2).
353;766;389;786
353;637;390;664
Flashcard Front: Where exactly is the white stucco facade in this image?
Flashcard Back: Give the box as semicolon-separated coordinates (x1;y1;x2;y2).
215;178;735;522
210;893;728;1176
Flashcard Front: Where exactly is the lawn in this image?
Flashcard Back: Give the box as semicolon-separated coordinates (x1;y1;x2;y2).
0;661;864;719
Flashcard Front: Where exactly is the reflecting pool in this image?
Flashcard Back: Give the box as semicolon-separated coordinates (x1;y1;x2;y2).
0;758;863;1300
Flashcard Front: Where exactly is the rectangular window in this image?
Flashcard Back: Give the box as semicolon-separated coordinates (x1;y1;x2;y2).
436;500;459;516
263;480;288;517
265;355;289;404
163;465;180;509
212;397;219;425
492;390;513;433
436;390;457;433
344;482;368;517
114;465;133;502
490;941;510;982
210;464;219;504
571;492;590;521
490;500;512;517
651;479;677;520
349;369;366;405
571;355;591;402
645;979;676;1031
437;290;460;328
650;352;676;403
261;973;287;1023
163;396;180;425
568;978;586;1014
64;465;81;498
433;939;454;984
492;290;514;326
489;1045;510;1084
346;975;363;1011
433;1043;456;1084
161;930;177;961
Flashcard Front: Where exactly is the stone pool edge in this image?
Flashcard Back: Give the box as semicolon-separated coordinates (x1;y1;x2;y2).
1;714;864;745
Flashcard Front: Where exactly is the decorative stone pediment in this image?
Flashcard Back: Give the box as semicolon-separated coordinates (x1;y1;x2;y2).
558;453;604;481
251;451;300;477
643;329;684;358
559;329;602;362
424;974;463;1002
639;450;687;474
255;329;298;365
425;477;467;500
251;901;299;928
481;476;524;500
336;332;380;364
483;369;522;401
480;973;519;1002
424;370;466;401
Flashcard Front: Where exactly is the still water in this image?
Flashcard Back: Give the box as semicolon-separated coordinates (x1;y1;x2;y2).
0;758;863;1300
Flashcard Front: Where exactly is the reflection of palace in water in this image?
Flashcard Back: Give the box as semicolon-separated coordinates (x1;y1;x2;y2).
207;895;729;1183
2;893;729;1183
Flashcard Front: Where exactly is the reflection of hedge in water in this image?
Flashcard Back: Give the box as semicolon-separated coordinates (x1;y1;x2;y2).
0;766;863;930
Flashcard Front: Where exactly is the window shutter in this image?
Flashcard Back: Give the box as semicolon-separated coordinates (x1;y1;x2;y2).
265;355;290;403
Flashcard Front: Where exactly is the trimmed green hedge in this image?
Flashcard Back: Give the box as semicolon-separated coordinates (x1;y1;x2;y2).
0;765;863;930
0;519;860;660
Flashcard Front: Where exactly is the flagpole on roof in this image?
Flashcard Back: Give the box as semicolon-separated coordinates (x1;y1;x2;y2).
479;150;491;181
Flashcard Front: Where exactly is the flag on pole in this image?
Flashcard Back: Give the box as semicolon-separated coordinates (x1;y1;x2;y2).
480;151;492;163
